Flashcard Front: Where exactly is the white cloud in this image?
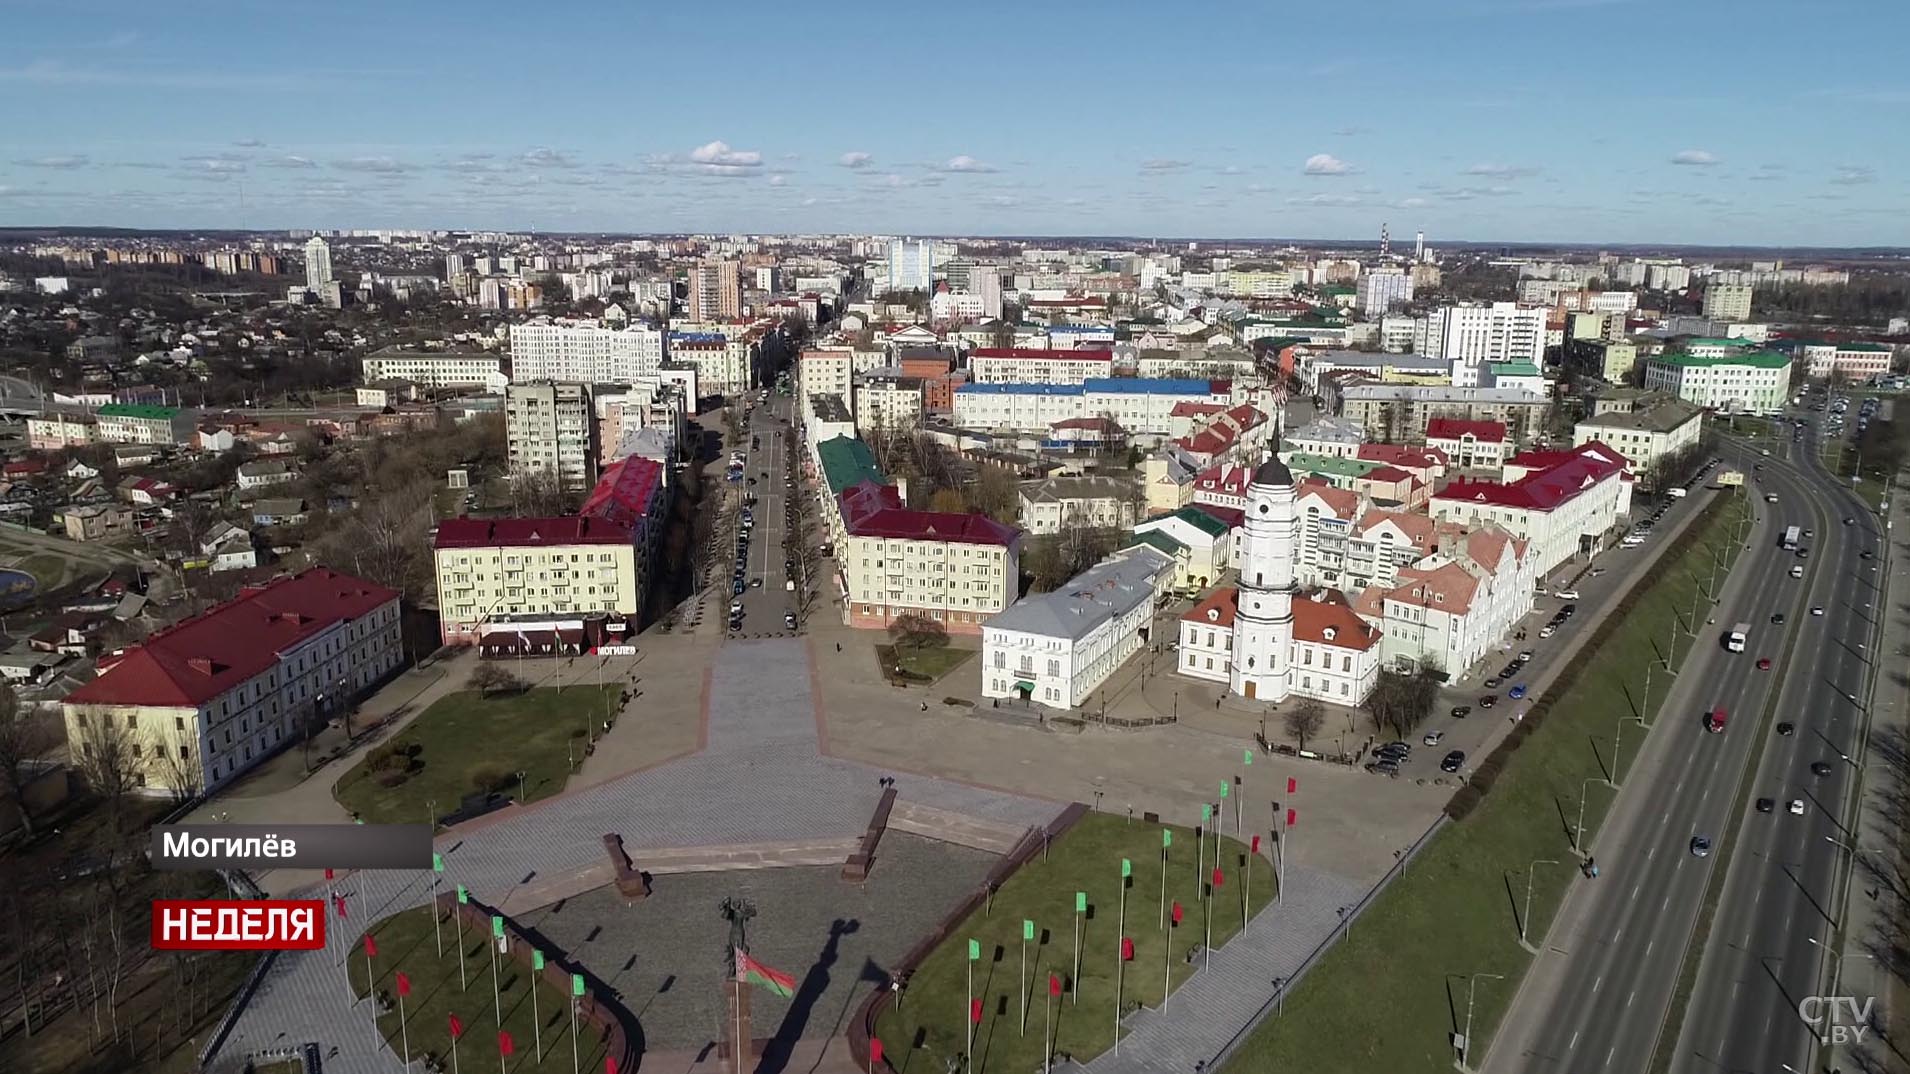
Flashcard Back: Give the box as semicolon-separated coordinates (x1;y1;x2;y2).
1465;163;1539;178
232;138;265;148
521;147;577;168
18;154;88;169
261;154;317;169
838;151;873;169
1140;158;1190;172
1395;197;1430;209
333;156;411;173
1333;126;1369;137
1287;193;1363;206
1670;149;1719;166
768;174;786;187
182;157;246;174
687;140;762;174
939;154;997;173
1302;153;1355;176
1831;165;1875;185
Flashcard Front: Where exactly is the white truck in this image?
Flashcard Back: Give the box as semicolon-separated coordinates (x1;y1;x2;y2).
1725;622;1749;653
1781;525;1801;550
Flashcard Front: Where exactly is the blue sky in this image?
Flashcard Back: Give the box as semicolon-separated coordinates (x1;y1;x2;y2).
3;0;1907;246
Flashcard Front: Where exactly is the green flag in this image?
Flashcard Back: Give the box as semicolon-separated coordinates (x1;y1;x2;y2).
533;950;545;971
1219;779;1229;799
1243;749;1253;765
432;852;444;872
1201;804;1212;822
1162;829;1173;848
572;973;585;997
456;884;468;904
1121;858;1132;878
1023;919;1035;942
491;915;504;938
967;939;981;961
1075;891;1087;913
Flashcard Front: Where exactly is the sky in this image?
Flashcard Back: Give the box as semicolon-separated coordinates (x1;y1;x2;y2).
3;0;1908;247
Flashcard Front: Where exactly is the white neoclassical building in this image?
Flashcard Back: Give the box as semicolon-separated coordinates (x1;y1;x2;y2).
981;545;1176;709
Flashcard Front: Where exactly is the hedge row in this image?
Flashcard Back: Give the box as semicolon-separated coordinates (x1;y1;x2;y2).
1443;495;1738;821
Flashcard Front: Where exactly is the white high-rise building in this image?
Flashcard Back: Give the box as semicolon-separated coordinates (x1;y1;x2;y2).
887;238;934;292
445;253;466;280
509;318;666;385
1429;303;1547;386
974;269;1004;319
1230;457;1300;702
1702;282;1754;321
304;236;333;291
506;381;598;492
1357;270;1414;315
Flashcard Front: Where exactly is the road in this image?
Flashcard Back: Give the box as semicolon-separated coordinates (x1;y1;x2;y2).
1670;421;1890;1072
1485;437;1854;1073
725;389;801;636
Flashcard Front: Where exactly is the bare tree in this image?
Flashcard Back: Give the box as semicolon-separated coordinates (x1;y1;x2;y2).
1284;698;1327;752
504;468;572;517
0;680;50;838
314;476;437;600
887;613;947;652
70;711;141;834
145;728;200;805
469;661;526;697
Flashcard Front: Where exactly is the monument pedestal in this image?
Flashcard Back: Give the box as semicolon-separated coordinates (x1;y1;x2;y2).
719;978;753;1072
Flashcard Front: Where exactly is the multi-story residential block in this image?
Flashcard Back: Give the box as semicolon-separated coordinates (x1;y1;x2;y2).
853;369;927;436
1797;341;1893;382
1420;303;1547;386
1357;269;1413;315
1701;282;1754;321
1337;385;1550;445
509;318;665;385
1285;416;1367;459
954;378;1233;438
1430;442;1632;576
1017;474;1140;535
800;348;890;425
1565;338;1639;384
1572;395;1703;481
62;568;403;797
1131;506;1234;590
886;239;934;292
26;412;98;450
834;480;1021;634
1640;349;1792;414
507;382;598;492
1358;527;1536;675
967;348;1114;385
361;349;506;391
95;403;188;446
686;259;741;321
980;545;1175;710
433;456;667;644
668;327;759;396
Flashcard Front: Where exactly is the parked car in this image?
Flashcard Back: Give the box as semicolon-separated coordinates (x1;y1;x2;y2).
1554;589;1580;600
1440;751;1466;773
1509;684;1527;700
1423;730;1445;746
1479;695;1498;709
1450;705;1473;719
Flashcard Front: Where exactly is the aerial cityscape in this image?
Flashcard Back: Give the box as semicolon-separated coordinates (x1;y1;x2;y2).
1;4;1908;1074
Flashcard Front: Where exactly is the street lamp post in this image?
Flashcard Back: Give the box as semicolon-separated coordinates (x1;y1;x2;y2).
1575;778;1603;853
1807;935;1874;1011
1521;860;1558;949
1611;716;1645;786
1458;973;1505;1072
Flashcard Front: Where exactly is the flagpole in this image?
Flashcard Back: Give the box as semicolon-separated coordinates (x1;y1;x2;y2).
1244;840;1252;924
1158;834;1167;930
1195;816;1205;913
1115;860;1127;1058
458;901;468;992
452;1029;461;1074
365;944;375;1013
1044;984;1052;1074
1019;931;1027;1037
965;956;973;1074
490;926;502;1027
1163;913;1172;1008
1204;874;1213;970
575;991;583;1074
1071;896;1082;1008
399;989;410;1068
532;956;543;1061
433;870;443;957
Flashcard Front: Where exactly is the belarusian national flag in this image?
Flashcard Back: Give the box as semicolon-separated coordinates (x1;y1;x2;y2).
870;1039;884;1066
970;998;983;1024
735;950;796;997
1120;937;1134;961
1171;901;1184;925
1048;974;1062;997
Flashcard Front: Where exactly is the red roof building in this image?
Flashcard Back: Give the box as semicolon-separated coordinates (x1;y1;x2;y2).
63;567;404;795
835;479;1022;635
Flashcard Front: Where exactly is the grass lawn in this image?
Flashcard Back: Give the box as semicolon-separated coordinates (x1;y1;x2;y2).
334;686;615;826
1219;494;1751;1074
1819;441;1892;512
873;811;1274;1074
875;643;976;685
351;907;615;1074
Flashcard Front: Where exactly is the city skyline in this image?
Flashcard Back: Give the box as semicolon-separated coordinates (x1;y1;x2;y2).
4;0;1908;246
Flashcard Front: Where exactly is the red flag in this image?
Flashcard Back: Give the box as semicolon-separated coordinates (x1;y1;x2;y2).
324;867;335;880
362;933;378;958
607;1059;619;1074
498;1030;514;1057
448;1012;465;1039
333;894;347;919
1171;901;1184;925
1287;777;1298;794
869;1039;884;1066
970;998;983;1024
1120;937;1134;961
395;971;411;997
1212;867;1225;888
1251;834;1262;854
1048;974;1062;997
1286;808;1297;828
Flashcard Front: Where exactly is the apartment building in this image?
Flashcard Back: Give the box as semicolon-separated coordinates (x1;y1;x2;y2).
27;412;98;450
1017;474;1140;535
1426;417;1510;471
1357;269;1413;314
62;568;403;797
1572;395;1704;479
980;545;1174;710
360;349;506;391
835;480;1021;634
433;456;667;644
1337;385;1550;445
966;348;1114;385
953;378;1233;438
1359;527;1537;675
687;260;742;321
1702;282;1754;321
1419;303;1547;386
1797;341;1893;382
668;331;755;396
507;381;598;492
853;369;927;435
1641;349;1792;414
799;347;889;424
1430;442;1632;576
508;318;666;385
95;404;189;446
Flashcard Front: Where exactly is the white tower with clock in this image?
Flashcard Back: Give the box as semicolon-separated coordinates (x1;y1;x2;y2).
1229;453;1299;703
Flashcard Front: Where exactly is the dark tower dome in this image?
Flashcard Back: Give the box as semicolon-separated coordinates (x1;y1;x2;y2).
1252;455;1293;488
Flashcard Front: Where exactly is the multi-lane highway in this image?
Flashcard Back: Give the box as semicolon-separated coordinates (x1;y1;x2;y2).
1672;422;1889;1072
1485;430;1879;1072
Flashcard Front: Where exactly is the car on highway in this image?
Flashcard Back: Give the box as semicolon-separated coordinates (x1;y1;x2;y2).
1690;836;1712;857
1790;564;1805;578
1480;694;1498;709
1860;550;1874;560
1771;612;1785;624
1810;761;1834;776
1788;799;1805;815
1704;707;1728;733
1777;722;1795;736
784;612;797;629
1451;705;1472;719
1811;607;1824;616
1440;751;1466;773
1796;548;1809;559
1756;797;1775;813
1756;657;1772;670
1509;684;1528;700
1845;517;1855;526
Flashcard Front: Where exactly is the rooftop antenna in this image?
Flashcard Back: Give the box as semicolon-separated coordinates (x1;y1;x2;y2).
1379;222;1390;259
